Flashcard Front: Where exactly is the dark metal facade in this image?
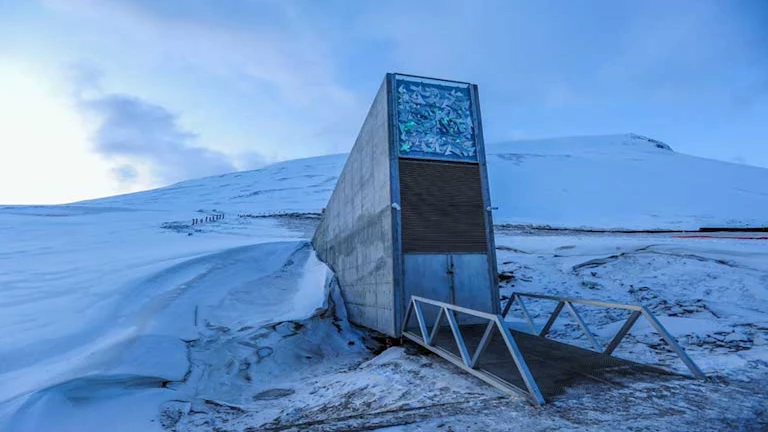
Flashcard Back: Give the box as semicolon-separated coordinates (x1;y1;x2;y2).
398;159;488;253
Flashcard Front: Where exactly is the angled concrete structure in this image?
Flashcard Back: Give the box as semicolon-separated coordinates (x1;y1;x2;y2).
313;73;498;337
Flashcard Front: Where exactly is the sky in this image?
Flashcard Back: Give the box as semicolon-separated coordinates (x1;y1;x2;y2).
0;0;766;204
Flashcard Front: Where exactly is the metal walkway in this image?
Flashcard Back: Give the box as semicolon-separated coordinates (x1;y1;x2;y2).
402;293;704;405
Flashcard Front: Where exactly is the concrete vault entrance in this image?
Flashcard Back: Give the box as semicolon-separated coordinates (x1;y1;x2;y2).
312;73;498;337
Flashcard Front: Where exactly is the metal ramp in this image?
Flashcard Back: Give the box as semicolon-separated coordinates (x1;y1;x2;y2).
402;293;704;405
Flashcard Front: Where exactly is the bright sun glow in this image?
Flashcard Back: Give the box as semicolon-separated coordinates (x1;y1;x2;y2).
0;61;117;205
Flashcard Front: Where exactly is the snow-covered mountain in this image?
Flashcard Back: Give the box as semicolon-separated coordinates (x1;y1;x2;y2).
81;133;768;230
1;134;766;431
487;134;768;230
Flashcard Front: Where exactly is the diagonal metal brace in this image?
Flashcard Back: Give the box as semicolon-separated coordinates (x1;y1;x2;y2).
539;300;565;337
564;301;603;352
469;320;496;368
445;308;472;366
413;301;431;345
604;310;641;355
428;307;445;345
515;294;538;334
640;307;705;378
496;317;546;405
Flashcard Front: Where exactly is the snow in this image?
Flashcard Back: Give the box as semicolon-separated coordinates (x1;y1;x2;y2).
496;230;768;380
0;205;315;430
280;251;330;322
1;133;767;431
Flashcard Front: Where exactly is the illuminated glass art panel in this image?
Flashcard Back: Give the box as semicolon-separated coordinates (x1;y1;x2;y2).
395;75;477;162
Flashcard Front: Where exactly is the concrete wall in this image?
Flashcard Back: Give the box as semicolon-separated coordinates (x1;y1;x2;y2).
312;79;397;336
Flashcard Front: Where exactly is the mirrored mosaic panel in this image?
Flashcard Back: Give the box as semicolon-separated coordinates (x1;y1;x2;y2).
395;76;477;162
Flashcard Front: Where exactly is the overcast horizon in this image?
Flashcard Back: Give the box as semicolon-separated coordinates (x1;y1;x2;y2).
1;0;766;205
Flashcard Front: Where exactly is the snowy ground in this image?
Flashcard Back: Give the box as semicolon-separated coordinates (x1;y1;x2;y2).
1;205;766;431
495;228;768;376
1;134;767;430
0;205;320;431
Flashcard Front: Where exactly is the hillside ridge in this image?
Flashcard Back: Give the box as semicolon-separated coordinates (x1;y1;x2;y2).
77;134;768;230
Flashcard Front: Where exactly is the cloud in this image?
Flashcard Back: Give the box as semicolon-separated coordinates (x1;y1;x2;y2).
73;69;238;187
44;0;362;157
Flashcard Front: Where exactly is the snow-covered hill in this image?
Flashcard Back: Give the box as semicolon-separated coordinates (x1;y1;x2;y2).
81;133;768;230
487;134;768;230
77;154;344;215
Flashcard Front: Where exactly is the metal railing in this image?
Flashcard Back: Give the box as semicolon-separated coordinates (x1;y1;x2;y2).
501;292;704;378
401;296;546;405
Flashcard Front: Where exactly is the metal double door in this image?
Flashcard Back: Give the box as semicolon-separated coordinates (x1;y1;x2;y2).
403;253;494;324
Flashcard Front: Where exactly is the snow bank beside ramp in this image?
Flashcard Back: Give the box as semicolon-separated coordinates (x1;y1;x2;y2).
0;241;366;432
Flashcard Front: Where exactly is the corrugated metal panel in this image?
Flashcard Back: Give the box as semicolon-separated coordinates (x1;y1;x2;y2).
399;159;487;252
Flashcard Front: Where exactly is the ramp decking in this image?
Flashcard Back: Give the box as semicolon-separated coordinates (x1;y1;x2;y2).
430;324;670;400
402;294;703;405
